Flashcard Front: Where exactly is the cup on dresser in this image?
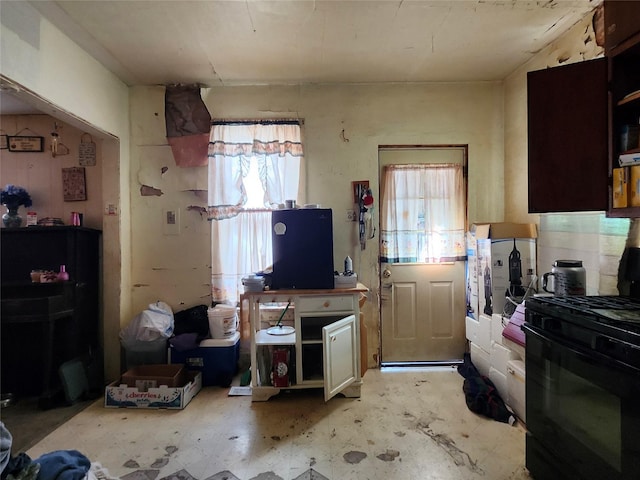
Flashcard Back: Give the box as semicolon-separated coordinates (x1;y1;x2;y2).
30;269;43;283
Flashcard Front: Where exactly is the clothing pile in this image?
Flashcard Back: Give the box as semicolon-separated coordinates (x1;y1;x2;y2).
0;422;116;480
457;353;516;425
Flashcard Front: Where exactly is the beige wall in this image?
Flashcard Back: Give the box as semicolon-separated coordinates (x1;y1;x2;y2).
1;1;130;380
129;81;505;368
2;2;628;378
0;115;103;227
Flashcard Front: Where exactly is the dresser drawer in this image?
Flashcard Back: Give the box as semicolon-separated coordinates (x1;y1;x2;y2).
296;295;354;313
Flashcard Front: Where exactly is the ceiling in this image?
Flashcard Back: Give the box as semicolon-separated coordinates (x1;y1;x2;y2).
2;0;602;114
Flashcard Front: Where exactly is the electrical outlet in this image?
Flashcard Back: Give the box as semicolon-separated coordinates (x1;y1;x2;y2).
346;209;357;222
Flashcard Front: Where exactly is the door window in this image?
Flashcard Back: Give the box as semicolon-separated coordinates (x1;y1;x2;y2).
380;163;465;264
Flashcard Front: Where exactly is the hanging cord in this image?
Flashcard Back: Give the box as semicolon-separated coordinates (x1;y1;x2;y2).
503;274;538;320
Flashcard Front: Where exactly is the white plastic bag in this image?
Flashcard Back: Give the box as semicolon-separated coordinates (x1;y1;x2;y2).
120;301;175;346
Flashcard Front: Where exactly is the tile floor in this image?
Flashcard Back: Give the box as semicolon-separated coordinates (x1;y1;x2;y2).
26;367;530;480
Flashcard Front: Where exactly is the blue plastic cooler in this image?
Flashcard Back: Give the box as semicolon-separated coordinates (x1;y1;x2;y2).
169;331;240;387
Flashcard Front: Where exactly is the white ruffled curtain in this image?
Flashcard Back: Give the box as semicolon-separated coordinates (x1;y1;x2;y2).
380;164;465;263
208;122;303;303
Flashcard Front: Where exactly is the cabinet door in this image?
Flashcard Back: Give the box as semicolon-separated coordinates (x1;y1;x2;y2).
604;0;640;54
322;314;357;401
527;58;608;213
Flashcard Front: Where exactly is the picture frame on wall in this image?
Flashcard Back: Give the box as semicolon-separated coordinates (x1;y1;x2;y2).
62;167;87;201
7;135;44;152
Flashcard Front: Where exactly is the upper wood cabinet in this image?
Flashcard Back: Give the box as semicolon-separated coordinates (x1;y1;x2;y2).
605;0;640;54
527;2;640;216
527;58;608;214
606;2;640;218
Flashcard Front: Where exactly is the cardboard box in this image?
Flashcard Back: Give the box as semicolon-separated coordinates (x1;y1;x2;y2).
491;314;505;345
120;364;187;390
169;331;240;387
470;223;537;317
506;359;526;423
470;342;490;377
630;166;640;207
490;340;520;375
465;231;479;319
613;167;629;208
466;314;491;352
105;370;201;409
489;366;508;401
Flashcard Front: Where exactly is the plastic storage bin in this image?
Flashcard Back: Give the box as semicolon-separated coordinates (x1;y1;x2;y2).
169;331;240;387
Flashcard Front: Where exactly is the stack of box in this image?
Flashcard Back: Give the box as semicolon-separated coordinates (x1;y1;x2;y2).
465;222;536;423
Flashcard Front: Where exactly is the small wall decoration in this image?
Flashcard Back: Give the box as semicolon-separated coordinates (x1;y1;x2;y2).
62;167;87;201
79;133;96;166
8;135;44;152
0;131;8;150
352;180;370;203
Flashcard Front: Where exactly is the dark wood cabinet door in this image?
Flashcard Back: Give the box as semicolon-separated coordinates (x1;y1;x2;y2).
527;58;608;213
604;0;640;54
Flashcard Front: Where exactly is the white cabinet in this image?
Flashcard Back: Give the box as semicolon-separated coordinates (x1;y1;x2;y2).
246;285;367;402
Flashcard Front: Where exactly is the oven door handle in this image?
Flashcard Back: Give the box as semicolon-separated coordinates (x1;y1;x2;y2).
523;323;640;376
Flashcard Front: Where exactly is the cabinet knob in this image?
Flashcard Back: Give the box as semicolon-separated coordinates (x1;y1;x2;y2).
323;301;330;308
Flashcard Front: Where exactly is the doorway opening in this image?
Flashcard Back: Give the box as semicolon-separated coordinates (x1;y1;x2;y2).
378;145;468;367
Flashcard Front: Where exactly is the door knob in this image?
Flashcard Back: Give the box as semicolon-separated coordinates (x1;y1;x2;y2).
383;268;391;278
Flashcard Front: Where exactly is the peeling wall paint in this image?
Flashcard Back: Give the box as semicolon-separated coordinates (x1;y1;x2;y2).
140;185;163;196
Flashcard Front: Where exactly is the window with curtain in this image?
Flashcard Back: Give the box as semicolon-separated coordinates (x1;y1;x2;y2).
207;120;304;304
380;163;465;263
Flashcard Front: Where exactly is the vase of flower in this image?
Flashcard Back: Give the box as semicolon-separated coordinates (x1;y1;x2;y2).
1;184;32;228
2;205;22;228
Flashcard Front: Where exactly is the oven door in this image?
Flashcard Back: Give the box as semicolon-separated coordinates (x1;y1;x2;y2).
523;323;640;480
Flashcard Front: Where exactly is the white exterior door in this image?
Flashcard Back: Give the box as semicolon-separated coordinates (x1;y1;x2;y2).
379;147;467;365
380;262;466;362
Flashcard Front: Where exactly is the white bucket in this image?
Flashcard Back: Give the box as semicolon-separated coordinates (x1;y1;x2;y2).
208;306;238;339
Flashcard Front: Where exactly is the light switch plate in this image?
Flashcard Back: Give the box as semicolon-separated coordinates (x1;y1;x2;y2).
163;208;180;235
104;203;118;216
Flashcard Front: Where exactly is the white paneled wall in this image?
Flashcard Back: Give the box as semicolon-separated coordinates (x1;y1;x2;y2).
537;213;630;295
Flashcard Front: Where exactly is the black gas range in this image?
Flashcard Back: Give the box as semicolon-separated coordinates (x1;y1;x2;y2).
525;295;640;368
523;295;640;480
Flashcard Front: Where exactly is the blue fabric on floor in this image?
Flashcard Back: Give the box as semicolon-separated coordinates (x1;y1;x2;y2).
33;450;90;480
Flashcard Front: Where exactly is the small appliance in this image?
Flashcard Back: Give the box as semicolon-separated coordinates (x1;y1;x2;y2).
542;259;586;296
271;208;334;290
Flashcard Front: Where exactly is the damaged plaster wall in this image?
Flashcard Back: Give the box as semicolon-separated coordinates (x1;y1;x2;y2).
129;81;505;370
125;8;614;369
129;86;210;309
